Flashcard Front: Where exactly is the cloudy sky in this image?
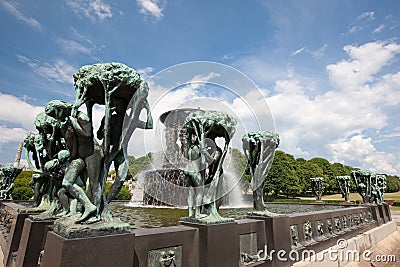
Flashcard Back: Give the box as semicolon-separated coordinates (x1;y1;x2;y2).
0;0;399;175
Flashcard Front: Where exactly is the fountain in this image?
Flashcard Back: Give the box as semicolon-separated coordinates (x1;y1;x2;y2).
139;108;195;207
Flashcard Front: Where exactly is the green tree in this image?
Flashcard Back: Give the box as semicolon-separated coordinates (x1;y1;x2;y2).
11;170;34;200
386;175;400;193
11;187;33;200
128;153;152;179
105;182;132;200
266;150;300;198
308;158;335;194
331;162;356;192
295;159;324;195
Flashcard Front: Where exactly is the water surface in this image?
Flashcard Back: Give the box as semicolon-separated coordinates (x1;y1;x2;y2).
112;202;348;229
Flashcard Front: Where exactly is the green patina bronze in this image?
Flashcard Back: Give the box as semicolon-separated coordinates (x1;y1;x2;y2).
44;99;103;223
23;111;67;211
182;110;237;224
336;176;351;202
0;166;22;200
70;62;153;223
310;177;325;201
242;131;280;216
351;170;386;204
23;132;48;207
23;63;153;228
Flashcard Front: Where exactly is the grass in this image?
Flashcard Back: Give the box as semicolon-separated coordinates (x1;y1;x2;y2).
299;193;362;202
299;191;400;202
389;206;400;211
382;191;400;201
265;191;400;212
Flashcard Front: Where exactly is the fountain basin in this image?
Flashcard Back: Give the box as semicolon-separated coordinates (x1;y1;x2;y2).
114;202;353;229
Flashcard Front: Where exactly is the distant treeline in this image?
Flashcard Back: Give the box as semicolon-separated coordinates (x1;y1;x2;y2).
259;150;400;198
122;149;400;198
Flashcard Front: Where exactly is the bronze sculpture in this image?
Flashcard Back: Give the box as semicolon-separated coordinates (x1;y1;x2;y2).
182;110;236;223
242;131;279;214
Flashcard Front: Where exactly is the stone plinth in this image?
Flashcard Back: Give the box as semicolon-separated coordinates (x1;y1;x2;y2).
15;217;55;267
133;225;197;267
40;231;135;267
0;202;43;267
181;221;239;267
237;219;267;266
52;215;130;239
369;205;384;226
247;214;291;267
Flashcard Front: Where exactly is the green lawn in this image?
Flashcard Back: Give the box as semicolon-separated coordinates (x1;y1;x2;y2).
299;193;362;202
390;206;400;211
299;191;400;202
272;191;400;211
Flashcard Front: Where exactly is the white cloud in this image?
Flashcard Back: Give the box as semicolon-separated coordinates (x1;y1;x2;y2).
137;67;154;80
67;0;112;21
330;135;397;174
327;41;400;90
348;25;363;34
0;126;28;151
344;11;374;36
70;27;95;44
256;40;400;174
0;1;43;31
90;105;105;137
373;24;385;34
263;72;398;173
291;45;327;58
57;28;103;55
0;93;43;131
17;55;77;84
57;38;92;55
187;72;220;90
357;11;375;21
379;131;400;140
137;0;165;20
222;55;233;60
310;44;328;58
291;47;307;56
0;93;43;153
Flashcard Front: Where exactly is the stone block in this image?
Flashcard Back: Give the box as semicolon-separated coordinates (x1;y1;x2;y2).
41;231;135;267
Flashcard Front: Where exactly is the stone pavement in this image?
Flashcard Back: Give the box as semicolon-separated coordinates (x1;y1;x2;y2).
347;226;400;267
391;210;400;226
293;211;400;267
0;246;3;267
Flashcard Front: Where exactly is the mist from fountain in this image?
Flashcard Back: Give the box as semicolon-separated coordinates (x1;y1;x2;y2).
220;172;250;208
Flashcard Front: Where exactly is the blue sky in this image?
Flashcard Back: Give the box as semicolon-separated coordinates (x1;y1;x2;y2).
0;0;399;175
